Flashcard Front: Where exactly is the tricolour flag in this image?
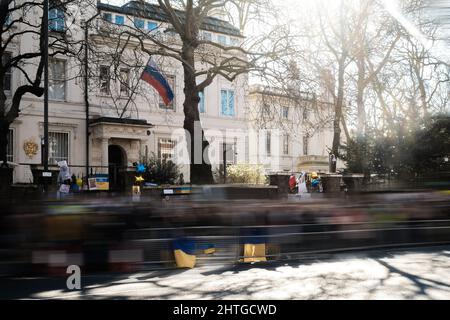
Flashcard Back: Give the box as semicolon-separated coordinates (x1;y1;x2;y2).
140;57;174;106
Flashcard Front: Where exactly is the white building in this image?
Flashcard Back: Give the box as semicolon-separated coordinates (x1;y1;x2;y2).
247;85;345;174
4;1;250;188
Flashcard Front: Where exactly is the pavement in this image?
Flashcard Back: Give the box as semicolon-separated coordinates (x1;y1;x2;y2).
1;246;450;300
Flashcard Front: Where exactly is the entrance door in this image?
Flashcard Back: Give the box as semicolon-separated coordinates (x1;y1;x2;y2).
108;145;126;191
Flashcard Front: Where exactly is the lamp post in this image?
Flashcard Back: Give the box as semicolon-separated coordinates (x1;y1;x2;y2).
329;153;337;173
42;0;49;192
223;142;227;184
83;12;99;182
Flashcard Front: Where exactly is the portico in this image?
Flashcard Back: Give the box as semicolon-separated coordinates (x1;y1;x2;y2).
89;117;153;189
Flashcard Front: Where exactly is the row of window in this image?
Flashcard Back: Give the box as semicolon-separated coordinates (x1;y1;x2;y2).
102;12;159;31
265;132;290;156
6;132;237;165
98;64;236;116
201;32;240;47
4;8;241;47
3;56;66;100
100;11;240;46
262;105;309;121
3;56;236;116
159;133;292;163
4;9;61;30
157;139;238;164
6;131;177;165
6;130;69;164
6;129;298;166
160;132;293;160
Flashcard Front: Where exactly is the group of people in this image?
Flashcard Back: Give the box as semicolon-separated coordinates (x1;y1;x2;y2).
57;161;83;195
289;171;323;194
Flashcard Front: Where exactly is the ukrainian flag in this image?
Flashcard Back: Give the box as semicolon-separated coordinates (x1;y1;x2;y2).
242;229;267;263
197;243;216;255
172;239;216;268
173;239;197;269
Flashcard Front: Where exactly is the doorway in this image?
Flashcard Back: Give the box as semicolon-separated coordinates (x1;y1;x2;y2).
108;145;127;191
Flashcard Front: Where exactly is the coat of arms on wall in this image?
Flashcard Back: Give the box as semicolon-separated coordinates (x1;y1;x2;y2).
23;139;39;158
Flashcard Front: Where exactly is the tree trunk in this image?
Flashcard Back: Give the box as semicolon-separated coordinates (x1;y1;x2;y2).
330;57;345;173
0;119;10;167
356;58;366;136
0;86;9;167
181;44;214;185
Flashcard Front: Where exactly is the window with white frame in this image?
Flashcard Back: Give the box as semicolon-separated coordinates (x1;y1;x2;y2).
2;52;12;93
262;104;271;117
303;108;309;121
119;68;130;96
199;90;206;113
230;37;240;46
7;129;13;162
99;66;110;95
49;131;69;164
266;131;271;156
49;8;65;32
134;18;145;29
283;134;289;155
202;32;212;41
48;59;66;100
4;13;12;26
220;89;235;117
102;13;112;22
303;134;309;156
220;143;236;164
158;138;176;161
217;35;227;46
282;106;289;119
115;15;124;25
159;75;175;110
147;21;158;31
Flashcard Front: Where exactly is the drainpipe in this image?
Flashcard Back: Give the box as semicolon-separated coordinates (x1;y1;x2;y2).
83;12;99;180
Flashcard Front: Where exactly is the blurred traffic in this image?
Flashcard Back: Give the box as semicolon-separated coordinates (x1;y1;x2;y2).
1;190;449;277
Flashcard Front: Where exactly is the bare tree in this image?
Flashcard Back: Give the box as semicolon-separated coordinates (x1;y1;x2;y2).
0;0;95;166
86;0;286;184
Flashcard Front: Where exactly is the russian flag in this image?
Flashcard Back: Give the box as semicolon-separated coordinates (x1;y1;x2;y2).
140;57;174;106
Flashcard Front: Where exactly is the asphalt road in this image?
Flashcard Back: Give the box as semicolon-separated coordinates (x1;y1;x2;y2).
2;246;449;300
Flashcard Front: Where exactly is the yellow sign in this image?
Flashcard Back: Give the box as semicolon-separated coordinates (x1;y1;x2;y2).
89;175;109;191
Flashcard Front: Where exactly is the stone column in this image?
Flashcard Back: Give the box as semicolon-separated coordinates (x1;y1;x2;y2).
101;138;109;174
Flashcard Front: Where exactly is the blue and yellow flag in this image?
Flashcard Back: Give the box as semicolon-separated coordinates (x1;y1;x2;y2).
241;229;267;263
172;239;216;269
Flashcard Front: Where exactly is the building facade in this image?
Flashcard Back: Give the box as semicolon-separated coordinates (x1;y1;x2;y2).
4;1;249;187
3;1;345;189
247;85;345;174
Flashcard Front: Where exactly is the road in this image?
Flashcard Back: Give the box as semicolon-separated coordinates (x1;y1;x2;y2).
2;246;449;300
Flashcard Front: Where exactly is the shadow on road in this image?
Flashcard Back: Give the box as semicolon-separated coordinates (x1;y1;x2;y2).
1;246;449;300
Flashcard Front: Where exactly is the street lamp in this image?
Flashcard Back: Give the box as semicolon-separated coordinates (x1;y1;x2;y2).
329;153;337;173
42;0;50;192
